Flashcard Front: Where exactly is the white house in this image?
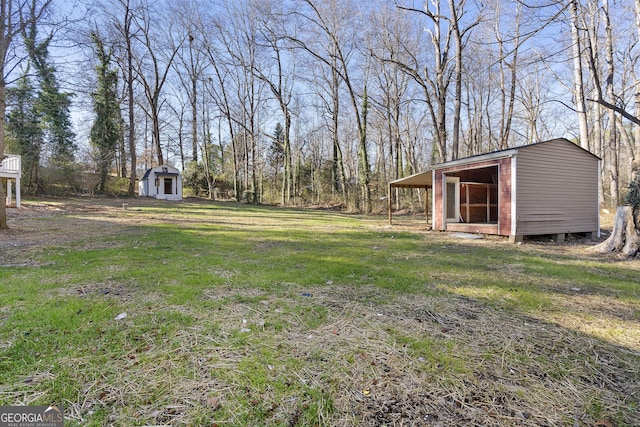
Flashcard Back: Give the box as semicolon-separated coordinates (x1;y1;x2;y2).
138;165;183;200
1;154;21;207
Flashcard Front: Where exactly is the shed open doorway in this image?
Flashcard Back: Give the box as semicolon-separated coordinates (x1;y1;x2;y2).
389;163;501;231
445;165;499;225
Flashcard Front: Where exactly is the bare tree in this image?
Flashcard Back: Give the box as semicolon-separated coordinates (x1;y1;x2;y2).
0;0;52;229
582;0;640;207
582;0;640;129
292;0;372;211
252;0;295;205
105;0;140;195
587;0;640;256
460;31;494;155
602;0;619;205
392;0;451;163
134;0;183;165
366;6;435;195
304;45;348;204
390;0;479;162
448;0;482;158
171;0;206;164
516;63;550;143
165;92;188;170
121;0;138;195
570;0;591;150
203;0;265;203
201;23;240;200
635;0;640;157
368;5;415;208
494;0;522;149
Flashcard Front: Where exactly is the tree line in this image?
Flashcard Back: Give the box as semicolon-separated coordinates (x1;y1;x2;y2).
2;0;640;227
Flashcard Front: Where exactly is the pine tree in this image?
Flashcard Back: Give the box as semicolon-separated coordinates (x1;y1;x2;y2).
90;32;121;193
6;71;43;191
268;122;285;173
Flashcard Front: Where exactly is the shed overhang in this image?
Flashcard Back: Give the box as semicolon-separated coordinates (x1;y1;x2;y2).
389;170;433;188
388;170;433;226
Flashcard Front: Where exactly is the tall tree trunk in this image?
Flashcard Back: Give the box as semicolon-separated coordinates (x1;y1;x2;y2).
359;86;371;212
152;103;163;164
0;0;6;228
177;105;185;171
201;106;215;200
449;0;462;159
330;66;346;202
496;2;520;149
0;0;53;226
124;0;137;196
570;0;590;150
283;109;292;205
119;117;127;178
191;74;198;163
602;0;619;206
432;0;448;162
634;0;640;161
0;82;7;229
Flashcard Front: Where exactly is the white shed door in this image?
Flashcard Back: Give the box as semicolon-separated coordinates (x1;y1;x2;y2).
445;176;460;223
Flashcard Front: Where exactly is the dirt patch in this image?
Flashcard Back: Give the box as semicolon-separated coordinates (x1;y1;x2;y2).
3;201;118;245
56;280;139;301
1;198;167;265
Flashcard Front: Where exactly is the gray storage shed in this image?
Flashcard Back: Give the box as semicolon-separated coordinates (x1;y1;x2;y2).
389;138;601;242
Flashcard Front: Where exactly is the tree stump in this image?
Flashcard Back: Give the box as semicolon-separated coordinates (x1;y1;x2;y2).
592;206;639;257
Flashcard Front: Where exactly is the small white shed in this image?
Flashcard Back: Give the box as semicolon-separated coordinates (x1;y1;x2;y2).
138;165;183;200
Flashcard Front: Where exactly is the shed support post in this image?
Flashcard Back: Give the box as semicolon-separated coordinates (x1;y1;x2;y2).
388;183;392;225
425;188;428;224
554;233;566;243
509;235;523;243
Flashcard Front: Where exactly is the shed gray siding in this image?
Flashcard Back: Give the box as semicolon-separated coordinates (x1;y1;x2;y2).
514;139;599;236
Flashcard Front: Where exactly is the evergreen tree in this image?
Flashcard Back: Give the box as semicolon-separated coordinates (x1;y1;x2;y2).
6;70;43;192
268;122;285;174
90;32;121;193
22;11;76;168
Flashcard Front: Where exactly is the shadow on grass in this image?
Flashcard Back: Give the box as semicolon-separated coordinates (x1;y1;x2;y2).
1;198;638;425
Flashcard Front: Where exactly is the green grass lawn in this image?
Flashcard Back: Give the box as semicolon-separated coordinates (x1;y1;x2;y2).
1;198;638;426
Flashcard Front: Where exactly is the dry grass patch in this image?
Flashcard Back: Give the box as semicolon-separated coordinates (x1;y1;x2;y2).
47;284;637;426
1;198;638;426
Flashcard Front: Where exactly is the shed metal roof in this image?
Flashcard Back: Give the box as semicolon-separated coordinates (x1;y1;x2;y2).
389;170;433;188
389;138;599;189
